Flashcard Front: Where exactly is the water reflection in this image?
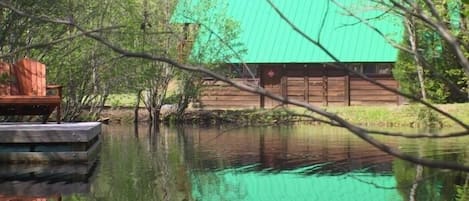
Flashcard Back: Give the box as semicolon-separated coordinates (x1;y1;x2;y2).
0;161;98;201
3;124;469;201
182;126;396;173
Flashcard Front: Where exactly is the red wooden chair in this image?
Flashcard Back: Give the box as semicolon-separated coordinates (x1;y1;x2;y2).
0;58;62;123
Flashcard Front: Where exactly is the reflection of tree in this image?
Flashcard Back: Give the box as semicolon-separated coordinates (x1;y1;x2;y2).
177;126;246;201
393;139;469;201
63;124;193;201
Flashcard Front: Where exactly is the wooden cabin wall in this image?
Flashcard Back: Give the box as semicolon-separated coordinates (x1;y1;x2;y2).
286;65;306;102
324;66;346;106
350;76;398;105
198;64;399;109
307;66;324;104
289;65;346;106
199;79;261;109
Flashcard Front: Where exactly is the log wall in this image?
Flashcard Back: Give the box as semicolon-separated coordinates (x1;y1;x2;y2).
199;78;261;109
350;76;399;105
198;64;399;109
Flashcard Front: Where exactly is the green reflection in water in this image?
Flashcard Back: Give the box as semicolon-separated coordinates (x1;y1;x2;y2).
59;125;469;201
393;138;469;201
192;167;400;201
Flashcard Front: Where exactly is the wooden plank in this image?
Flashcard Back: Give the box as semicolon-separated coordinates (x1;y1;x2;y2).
344;72;350;106
350;80;398;86
201;90;258;96
351;95;398;101
286;90;305;95
327;91;345;96
322;64;327;106
0;96;60;104
287;77;304;81
350;85;397;90
200;100;260;106
281;65;287;105
309;96;322;102
200;96;260;101
327;77;346;81
327;96;345;102
0;138;100;162
0;163;93;177
0;150;89;162
351;100;397;105
304;65;309;103
37;61;46;96
0;122;101;143
31;60;38;95
351;90;397;96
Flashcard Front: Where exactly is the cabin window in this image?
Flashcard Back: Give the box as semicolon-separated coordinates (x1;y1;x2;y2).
349;64;364;74
229;64;258;78
376;63;392;74
348;63;392;75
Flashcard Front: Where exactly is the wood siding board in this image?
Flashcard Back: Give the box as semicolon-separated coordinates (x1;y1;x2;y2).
200;96;260;101
322;64;327;106
351;95;398;101
304;65;309;102
345;71;350;106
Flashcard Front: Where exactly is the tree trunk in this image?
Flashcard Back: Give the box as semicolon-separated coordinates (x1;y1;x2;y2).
134;89;142;123
405;16;427;100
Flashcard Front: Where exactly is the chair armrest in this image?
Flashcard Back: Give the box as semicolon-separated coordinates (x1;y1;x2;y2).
46;85;62;97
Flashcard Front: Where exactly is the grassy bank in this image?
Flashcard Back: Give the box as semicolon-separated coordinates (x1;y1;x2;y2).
321;103;469;127
166;103;469;128
99;103;469;128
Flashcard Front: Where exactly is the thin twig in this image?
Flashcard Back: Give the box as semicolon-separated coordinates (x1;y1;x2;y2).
4;1;469;172
267;0;469;131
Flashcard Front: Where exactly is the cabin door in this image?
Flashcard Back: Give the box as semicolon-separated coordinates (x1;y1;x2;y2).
261;65;283;108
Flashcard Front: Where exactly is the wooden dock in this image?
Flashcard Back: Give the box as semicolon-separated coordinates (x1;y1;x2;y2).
0;122;101;162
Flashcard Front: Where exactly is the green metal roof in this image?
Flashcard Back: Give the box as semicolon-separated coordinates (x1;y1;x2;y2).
173;0;402;63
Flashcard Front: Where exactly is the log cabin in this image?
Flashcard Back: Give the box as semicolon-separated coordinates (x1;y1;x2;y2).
173;0;403;108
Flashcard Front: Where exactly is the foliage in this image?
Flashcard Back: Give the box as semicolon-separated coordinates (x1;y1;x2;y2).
171;0;245;119
393;0;469;103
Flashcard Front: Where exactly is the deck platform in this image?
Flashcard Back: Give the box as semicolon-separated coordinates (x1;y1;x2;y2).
0;122;101;162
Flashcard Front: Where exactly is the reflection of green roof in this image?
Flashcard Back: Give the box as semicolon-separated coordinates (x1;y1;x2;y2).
192;169;402;201
172;0;402;63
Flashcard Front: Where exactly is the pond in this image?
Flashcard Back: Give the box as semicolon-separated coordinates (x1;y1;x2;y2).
1;124;469;201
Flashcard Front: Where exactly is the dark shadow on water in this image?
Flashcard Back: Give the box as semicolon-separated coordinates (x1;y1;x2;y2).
0;159;98;198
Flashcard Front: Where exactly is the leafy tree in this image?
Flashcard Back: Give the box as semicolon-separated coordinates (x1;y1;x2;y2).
393;0;469;103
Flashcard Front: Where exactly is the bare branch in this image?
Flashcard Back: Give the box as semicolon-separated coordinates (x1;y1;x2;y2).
266;0;469;130
317;0;330;43
334;0;466;96
181;15;256;79
0;26;122;59
77;28;469;172
422;0;444;23
332;0;413;56
336;7;393;28
368;129;469;139
3;0;469;172
387;0;469;77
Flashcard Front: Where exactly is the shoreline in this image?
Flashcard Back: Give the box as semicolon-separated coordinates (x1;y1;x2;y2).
96;103;469;128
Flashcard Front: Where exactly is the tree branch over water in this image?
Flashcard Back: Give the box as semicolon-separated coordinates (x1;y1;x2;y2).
265;0;468;131
2;0;469;171
0;26;122;59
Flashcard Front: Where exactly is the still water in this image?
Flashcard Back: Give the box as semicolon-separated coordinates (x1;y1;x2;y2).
1;124;469;201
